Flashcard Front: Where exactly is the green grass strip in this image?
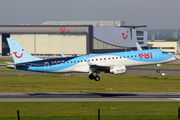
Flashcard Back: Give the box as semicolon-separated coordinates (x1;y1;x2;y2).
0;67;26;72
0;59;13;64
1;74;180;92
0;102;179;120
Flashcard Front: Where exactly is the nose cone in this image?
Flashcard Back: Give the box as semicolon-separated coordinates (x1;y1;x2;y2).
172;55;178;61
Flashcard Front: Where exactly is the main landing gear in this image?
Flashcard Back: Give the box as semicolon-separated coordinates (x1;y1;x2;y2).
89;73;100;81
155;64;161;73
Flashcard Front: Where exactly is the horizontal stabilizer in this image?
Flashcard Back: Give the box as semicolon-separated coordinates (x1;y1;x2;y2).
5;62;15;65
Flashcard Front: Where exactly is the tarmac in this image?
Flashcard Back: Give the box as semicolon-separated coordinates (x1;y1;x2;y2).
0;92;180;102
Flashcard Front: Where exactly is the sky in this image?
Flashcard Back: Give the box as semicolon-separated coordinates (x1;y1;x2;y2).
0;0;179;30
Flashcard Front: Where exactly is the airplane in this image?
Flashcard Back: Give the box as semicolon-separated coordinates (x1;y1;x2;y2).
6;38;177;81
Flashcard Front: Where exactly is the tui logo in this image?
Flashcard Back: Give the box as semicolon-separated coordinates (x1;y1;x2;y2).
139;52;153;59
13;49;24;58
122;31;129;40
60;27;70;32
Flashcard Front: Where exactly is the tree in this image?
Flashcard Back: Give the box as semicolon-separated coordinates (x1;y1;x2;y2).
165;38;179;41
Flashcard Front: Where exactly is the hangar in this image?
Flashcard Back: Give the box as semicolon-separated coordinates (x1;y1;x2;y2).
0;24;147;56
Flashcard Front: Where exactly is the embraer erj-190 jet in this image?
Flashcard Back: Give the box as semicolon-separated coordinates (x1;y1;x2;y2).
6;38;177;81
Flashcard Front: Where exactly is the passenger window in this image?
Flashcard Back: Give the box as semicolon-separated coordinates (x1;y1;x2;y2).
104;58;106;60
127;56;129;58
71;61;73;63
112;57;114;59
124;56;125;58
92;59;94;61
84;60;86;62
116;57;118;59
100;58;102;60
131;56;133;57
120;57;122;59
74;61;76;63
109;58;110;60
96;59;98;61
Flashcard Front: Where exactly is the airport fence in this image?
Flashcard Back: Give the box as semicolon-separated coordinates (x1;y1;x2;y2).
0;108;178;120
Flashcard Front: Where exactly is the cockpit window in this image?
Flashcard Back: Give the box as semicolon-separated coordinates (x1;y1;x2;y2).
162;52;168;55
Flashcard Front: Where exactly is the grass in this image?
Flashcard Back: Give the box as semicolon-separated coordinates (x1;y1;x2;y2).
0;102;179;120
1;74;180;92
0;67;26;72
0;59;13;64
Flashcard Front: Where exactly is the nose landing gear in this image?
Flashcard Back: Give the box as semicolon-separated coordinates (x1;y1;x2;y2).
155;64;161;73
156;69;160;73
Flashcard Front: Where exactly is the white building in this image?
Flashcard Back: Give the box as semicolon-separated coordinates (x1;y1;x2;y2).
0;22;148;56
148;41;180;54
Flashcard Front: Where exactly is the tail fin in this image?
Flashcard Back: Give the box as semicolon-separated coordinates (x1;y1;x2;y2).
7;38;43;64
136;42;142;51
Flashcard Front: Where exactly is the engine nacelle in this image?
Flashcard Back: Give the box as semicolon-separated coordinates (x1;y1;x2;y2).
110;66;126;75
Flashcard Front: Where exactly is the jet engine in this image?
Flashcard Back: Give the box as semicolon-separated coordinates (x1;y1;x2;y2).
109;66;126;75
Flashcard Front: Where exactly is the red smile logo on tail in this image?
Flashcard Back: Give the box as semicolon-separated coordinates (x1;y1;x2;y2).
13;49;24;58
122;31;129;40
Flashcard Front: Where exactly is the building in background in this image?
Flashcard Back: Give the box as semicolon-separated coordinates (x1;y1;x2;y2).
0;21;148;57
42;21;125;27
147;41;180;54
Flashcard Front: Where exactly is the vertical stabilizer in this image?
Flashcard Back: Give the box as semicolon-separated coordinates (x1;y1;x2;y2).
7;38;43;64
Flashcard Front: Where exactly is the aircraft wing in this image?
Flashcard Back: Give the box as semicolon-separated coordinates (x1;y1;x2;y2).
86;59;126;74
90;64;111;70
85;59;110;71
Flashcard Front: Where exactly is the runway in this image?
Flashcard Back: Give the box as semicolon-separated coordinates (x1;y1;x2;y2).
0;92;180;102
0;67;180;75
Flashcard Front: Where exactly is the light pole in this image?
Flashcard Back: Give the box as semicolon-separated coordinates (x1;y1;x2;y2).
157;31;159;49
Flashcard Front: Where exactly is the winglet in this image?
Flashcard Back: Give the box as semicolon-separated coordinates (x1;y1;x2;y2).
7;38;43;64
61;53;66;57
136;42;142;51
84;57;94;66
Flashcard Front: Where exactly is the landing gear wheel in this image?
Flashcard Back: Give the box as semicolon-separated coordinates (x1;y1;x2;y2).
156;69;160;73
89;74;94;80
94;76;100;81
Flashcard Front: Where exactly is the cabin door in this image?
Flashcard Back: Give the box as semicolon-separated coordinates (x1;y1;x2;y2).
154;52;158;60
44;62;49;70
